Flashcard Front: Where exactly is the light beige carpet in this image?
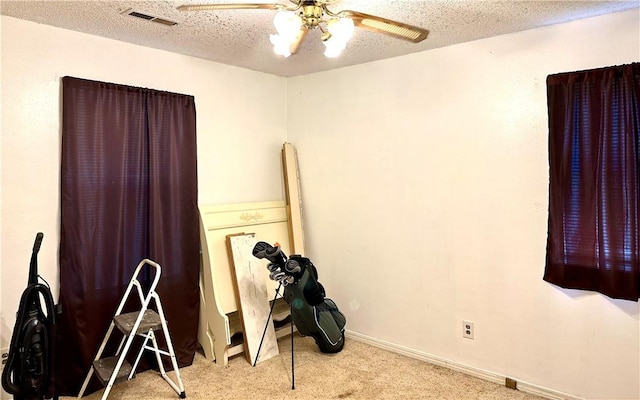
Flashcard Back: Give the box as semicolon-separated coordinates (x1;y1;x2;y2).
70;335;544;400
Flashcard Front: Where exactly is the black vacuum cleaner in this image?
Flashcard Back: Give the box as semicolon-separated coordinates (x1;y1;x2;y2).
2;233;58;400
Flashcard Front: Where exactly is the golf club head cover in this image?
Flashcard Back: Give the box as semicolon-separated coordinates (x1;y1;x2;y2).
253;241;287;269
253;242;304;282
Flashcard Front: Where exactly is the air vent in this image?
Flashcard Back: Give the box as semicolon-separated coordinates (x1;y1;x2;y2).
121;8;178;26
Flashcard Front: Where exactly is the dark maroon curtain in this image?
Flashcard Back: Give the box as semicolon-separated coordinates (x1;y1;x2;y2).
57;76;199;395
544;63;640;301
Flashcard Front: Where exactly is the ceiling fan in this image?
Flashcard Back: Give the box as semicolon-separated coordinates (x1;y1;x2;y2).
177;0;429;57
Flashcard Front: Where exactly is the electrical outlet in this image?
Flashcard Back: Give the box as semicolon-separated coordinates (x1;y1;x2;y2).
463;320;474;339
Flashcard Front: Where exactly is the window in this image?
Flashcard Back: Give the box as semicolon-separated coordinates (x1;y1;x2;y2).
544;63;640;301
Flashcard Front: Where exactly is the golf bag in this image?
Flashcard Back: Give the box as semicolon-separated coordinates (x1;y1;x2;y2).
2;233;57;400
252;242;346;353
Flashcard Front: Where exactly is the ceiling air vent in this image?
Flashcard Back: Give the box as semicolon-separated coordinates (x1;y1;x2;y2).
121;9;178;26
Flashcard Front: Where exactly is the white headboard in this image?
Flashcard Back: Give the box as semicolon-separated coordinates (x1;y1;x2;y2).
197;200;294;365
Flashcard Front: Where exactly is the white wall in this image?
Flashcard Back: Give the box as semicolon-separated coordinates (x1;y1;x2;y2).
0;16;288;348
2;8;639;400
287;9;640;400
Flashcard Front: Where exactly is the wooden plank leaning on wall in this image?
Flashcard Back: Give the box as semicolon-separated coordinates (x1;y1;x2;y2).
282;142;306;256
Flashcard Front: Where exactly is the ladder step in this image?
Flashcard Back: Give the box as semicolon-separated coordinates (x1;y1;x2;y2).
92;356;133;386
114;309;162;335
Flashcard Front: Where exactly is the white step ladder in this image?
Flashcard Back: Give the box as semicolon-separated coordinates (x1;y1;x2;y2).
77;259;186;400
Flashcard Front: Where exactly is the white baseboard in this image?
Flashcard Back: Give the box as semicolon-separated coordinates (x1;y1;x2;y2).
346;330;582;400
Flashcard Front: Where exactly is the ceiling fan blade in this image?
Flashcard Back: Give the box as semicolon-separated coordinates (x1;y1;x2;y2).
338;10;428;43
177;3;287;12
289;27;308;55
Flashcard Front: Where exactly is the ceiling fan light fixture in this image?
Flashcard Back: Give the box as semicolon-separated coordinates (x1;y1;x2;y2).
323;45;344;58
273;10;302;41
323;36;347;58
321;17;353;57
270;34;293;57
177;1;429;58
326;17;354;42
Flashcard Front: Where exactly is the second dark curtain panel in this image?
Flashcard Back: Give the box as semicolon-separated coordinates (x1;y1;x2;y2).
57;76;199;395
544;63;640;301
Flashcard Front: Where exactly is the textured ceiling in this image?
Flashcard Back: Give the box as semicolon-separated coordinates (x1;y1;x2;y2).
1;0;638;77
